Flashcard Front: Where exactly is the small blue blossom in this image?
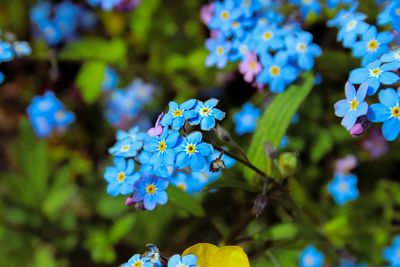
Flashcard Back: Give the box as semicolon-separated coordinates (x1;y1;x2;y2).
285;32;322;70
104;157;139;196
352;26;394;66
251;24;284;53
368;88;400;141
102;67;119;92
257;52;298;93
384;235;400;266
378;1;400;33
116;126;147;141
334;82;368;130
234;0;262;18
205;35;231;69
327;4;359;28
337;13;369;48
145;245;162;267
299;245;324;267
233;102;261;135
12;41;31;57
0;41;14;62
190;99;225;131
168;254;199;267
328;173;359;205
121;254;152;267
176;131;213;170
133;176;169;211
108;137;143;158
127;78;155;104
349;60;400;95
289;0;322;18
208;0;242;33
161;99;198;130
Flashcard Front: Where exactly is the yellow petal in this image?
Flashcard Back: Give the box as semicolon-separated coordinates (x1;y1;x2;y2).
183;243;219;267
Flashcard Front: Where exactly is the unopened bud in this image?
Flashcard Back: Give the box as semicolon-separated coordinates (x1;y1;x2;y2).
214;125;231;142
253;194;268;217
278;152;298;176
210;157;226;172
125;195;135;206
264;142;278;159
349;115;371;137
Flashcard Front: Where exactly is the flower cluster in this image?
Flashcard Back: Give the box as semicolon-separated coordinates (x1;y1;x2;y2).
104;78;155;129
104;98;235;210
87;0;141;12
26;91;75;138
331;3;400;141
0;31;31;84
120;244;199;267
30;1;96;46
202;0;322;93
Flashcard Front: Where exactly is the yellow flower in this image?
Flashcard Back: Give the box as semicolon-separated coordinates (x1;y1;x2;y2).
182;243;250;267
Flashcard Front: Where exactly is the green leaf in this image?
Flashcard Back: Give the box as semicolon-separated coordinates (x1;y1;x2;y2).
245;73;314;181
129;0;161;43
167;186;205;217
203;177;258;192
109;215;136;244
309;129;333;162
76;61;106;104
255;223;299;241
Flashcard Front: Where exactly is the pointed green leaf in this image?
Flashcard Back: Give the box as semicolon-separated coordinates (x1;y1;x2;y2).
76;61;106;104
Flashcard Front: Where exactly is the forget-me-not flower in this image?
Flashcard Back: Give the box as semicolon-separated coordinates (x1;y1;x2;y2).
190;99;225;131
328;173;359;205
104;157;139;196
132;176;169;211
176;131;213;170
299;245;324;267
161;99;198;130
233;102;261;135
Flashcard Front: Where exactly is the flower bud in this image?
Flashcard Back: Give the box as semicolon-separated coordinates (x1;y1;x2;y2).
214;125;231;142
264;142;278;159
210;157;226;172
349;115;371;137
278;152;298;176
253;194;268;217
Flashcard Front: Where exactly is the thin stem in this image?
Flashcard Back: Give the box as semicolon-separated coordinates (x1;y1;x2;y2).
266;251;281;267
230;139;250;162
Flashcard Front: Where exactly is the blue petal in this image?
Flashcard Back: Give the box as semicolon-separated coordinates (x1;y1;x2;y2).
201;115;216;130
161;113;173;126
197;142;213;156
155;191;168;204
180;99;196;110
379;88;399;107
334;99;349;117
182;254;198;265
212;108;225;120
368;103;391;122
176;152;189;168
143;195;157;210
114;157;126;171
380;71;400;85
356;83;368;101
204;98;219;108
172;116;184;130
345;81;356;100
341;111;358;130
349;68;369;84
382;118;400;141
189;154;206;170
187;131;202;143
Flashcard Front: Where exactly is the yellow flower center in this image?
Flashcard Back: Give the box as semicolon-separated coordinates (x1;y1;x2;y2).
173;109;183;117
220;10;229;20
117;172;126;182
391;106;400;118
250;61;257;70
369;67;382;77
132;261;142;267
269;65;281;76
395;51;400;59
346;20;356;31
339;182;349;192
232;21;240;28
121;145;130;152
263;31;273;40
177;183;187;191
146;184;156;195
158;141;167;152
186;144;197;155
239;45;247;54
200;107;211;116
243;0;250;6
296;42;307;52
350;99;359;110
55;110;65;120
367;39;379;51
302;0;311;4
216;46;224;55
396;8;400;16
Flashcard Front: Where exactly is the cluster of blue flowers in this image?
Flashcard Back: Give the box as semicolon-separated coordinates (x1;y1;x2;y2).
104;77;155;128
104;98;235;210
120;244;198;267
202;0;322;93
87;0;141;12
31;1;96;46
26;91;75;138
331;2;400;141
0;31;31;84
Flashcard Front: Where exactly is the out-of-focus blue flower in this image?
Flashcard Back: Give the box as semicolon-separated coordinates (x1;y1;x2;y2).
126;78;155;104
378;1;400;32
234;0;262;18
233;102;260;135
104;157;139;196
161;99;198;130
289;0;321;18
0;41;14;62
12;41;31;57
299;245;324;267
328;173;359;205
176;131;213;170
334;82;368;130
384;235;400;266
368;88;400;141
327;0;352;8
257;52;298;93
337;13;369;48
349;60;399;95
381;48;400;67
205;35;231;69
327;4;359;28
168;254;199;267
229;35;252;62
27;91;75;138
352;26;393;66
280;135;289;149
251;24;284;53
102;67;119;92
0;72;4;84
143;128;180;167
208;0;242;33
121;254;152;267
285;32;322;70
108;136;143;158
132;176;169;210
190;99;225;131
116;126;147;141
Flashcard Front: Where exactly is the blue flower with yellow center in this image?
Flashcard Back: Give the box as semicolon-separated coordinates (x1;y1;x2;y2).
144;128;181;167
168;254;199;267
285;32;322;71
161;99;198;130
208;0;242;33
132;176;169;210
108;137;143;158
337;13;369;48
205;35;231;69
251;24;284;53
378;1;400;33
176;131;213;170
328;173;359;205
121;254;152;267
189;99;225;131
299;245;324;267
104;157;139;196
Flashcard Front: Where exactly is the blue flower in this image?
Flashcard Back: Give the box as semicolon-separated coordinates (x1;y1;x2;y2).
145;245;162;267
121;254;152;267
205;35;231;69
104;157;139;196
0;41;14;62
337;13;369;48
327;4;359;28
127;78;155;104
12;41;31;57
229;35;252;62
208;0;242;33
233;102;261;135
352;26;394;66
378;1;400;33
109;137;143;158
161;99;198;130
116;126;147;141
299;245;324;267
384;235;400;266
381;48;400;68
285;32;322;70
168;254;199;267
257;52;298;93
327;0;352;8
133;176;169;210
251;24;284;53
234;0;262;18
0;71;4;84
368;88;400;141
189;99;225;130
334;82;368;130
176;131;213;170
349;60;400;95
102;67;119;92
289;0;321;18
328;173;359;205
143;128;181;167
